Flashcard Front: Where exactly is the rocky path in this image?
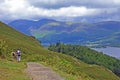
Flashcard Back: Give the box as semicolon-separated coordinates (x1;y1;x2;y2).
25;62;64;80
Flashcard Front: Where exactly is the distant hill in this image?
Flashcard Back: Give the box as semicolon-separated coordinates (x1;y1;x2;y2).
8;19;57;35
9;19;120;47
1;21;120;80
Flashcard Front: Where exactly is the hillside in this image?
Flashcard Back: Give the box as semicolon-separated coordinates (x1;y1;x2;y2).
48;42;120;77
0;21;120;80
9;19;120;47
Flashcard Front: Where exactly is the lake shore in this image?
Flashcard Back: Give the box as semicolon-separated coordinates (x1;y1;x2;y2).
92;47;120;59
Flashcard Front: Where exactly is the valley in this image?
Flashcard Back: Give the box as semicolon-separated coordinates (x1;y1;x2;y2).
1;0;120;80
9;19;120;47
0;21;120;80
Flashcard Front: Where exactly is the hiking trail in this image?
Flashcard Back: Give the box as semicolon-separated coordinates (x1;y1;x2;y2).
25;62;64;80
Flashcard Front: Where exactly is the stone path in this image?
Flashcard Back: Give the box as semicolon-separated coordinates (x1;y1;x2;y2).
25;62;64;80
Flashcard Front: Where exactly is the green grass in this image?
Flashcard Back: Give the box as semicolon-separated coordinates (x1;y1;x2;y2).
0;21;120;80
26;51;120;80
0;60;30;80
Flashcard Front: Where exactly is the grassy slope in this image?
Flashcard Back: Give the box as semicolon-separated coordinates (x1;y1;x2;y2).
0;60;30;80
0;21;120;80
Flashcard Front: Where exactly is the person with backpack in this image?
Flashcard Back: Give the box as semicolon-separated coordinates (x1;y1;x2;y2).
11;49;16;61
16;49;21;62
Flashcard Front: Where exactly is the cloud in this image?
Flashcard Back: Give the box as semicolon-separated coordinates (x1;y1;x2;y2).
28;0;120;9
0;0;99;20
34;6;98;17
0;0;29;20
0;0;120;22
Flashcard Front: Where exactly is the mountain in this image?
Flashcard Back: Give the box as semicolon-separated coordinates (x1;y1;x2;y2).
8;19;57;35
9;19;120;47
1;21;120;80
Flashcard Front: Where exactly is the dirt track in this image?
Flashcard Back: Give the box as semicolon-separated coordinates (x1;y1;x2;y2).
25;62;64;80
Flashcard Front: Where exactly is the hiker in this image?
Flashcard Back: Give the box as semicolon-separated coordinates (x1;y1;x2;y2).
16;49;21;62
11;50;16;60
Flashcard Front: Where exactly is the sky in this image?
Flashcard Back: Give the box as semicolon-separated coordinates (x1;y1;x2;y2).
0;0;120;23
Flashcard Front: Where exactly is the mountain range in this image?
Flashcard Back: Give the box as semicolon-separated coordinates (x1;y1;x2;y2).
8;19;120;47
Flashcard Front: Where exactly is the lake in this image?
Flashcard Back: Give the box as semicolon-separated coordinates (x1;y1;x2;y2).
92;47;120;59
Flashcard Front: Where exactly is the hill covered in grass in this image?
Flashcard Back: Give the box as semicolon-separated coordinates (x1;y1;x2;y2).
48;42;120;77
0;21;120;80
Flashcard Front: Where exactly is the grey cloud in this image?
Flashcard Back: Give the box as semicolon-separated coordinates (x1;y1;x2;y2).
0;0;120;22
28;0;120;9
